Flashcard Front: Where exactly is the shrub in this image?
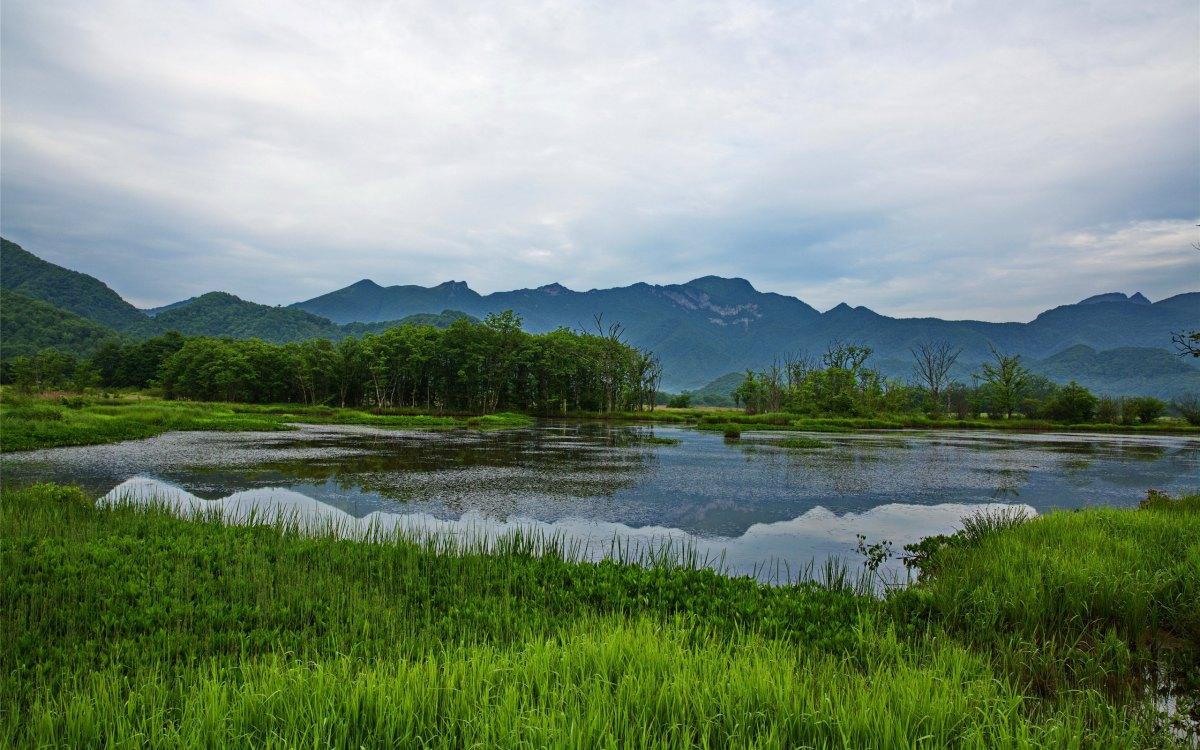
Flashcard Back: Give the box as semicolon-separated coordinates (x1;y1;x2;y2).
667;392;692;408
1095;396;1120;423
1172;395;1200;426
1124;396;1166;424
1044;381;1097;423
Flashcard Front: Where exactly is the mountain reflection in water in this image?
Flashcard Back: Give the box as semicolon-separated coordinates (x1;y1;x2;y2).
3;422;1197;579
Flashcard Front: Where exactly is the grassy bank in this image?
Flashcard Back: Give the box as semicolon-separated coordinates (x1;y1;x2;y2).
610;408;1200;435
0;393;533;452
4;391;1194;453
894;494;1200;718
3;484;1196;747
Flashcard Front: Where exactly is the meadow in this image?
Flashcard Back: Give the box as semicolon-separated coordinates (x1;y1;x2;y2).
0;392;533;452
2;483;1196;747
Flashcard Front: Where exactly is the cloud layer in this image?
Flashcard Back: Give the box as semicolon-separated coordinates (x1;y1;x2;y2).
2;0;1197;317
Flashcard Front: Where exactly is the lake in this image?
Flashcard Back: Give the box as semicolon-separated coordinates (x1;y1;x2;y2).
3;422;1197;581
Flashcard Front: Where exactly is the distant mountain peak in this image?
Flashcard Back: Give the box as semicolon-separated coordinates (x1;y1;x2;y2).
1077;292;1151;306
683;276;758;298
348;278;382;290
435;280;472;292
536;282;571;295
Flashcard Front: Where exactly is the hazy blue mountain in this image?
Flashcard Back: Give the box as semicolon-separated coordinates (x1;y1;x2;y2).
688;372;743;407
1029;345;1200;400
1078;292;1151;306
130;292;344;342
0;238;146;329
131;292;474;343
298;279;485;324
293;276;1199;390
340;310;475;335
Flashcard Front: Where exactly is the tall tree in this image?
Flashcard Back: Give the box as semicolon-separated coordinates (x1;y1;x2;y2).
911;340;961;415
974;345;1031;419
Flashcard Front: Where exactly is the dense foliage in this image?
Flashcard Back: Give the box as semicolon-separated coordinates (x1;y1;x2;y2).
729;342;1187;425
0;290;118;360
6;313;662;413
0;238;146;329
733;343;913;416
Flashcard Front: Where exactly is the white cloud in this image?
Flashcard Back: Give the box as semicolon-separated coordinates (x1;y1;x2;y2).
1;0;1197;315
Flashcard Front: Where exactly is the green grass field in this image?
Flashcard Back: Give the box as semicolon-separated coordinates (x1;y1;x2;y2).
0;393;534;452
2;483;1195;747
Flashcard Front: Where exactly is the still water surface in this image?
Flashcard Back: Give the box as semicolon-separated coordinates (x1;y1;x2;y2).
3;423;1197;580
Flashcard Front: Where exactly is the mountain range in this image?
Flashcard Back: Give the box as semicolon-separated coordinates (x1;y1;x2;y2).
2;236;1197;398
288;275;1199;392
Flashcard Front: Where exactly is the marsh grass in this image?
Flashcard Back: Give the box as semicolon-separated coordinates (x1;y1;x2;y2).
0;393;535;452
589;407;1199;435
3;483;1189;746
640;434;681;445
894;494;1200;719
775;436;828;449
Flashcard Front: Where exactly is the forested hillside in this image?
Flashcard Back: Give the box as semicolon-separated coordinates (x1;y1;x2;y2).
0;239;145;329
127;292;344;342
1030;345;1200;401
0;290;119;359
127;292;474;343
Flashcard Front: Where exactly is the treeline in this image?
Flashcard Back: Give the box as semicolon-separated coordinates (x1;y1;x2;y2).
734;342;1199;425
1;312;664;413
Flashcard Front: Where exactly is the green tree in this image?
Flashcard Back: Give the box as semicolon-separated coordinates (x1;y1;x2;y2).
974;346;1031;419
668;392;692;408
1044;381;1098;423
1124;396;1166;424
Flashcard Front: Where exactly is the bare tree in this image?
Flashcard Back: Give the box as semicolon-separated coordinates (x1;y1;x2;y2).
1174;239;1200;357
783;351;814;390
1173;330;1200;358
911;340;962;414
822;341;872;372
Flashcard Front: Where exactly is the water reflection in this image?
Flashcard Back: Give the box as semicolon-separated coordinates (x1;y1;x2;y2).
101;475;1035;583
3;423;1198;573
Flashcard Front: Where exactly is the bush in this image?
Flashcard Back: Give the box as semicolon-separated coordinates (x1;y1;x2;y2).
1172;395;1200;426
1044;381;1097;423
1124;396;1166;424
667;392;692;408
1095;396;1120;423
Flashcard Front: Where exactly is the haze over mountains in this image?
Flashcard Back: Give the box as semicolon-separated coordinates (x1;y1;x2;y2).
2;237;1197;398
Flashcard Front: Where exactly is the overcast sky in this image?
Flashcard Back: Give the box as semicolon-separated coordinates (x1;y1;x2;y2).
2;1;1197;319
